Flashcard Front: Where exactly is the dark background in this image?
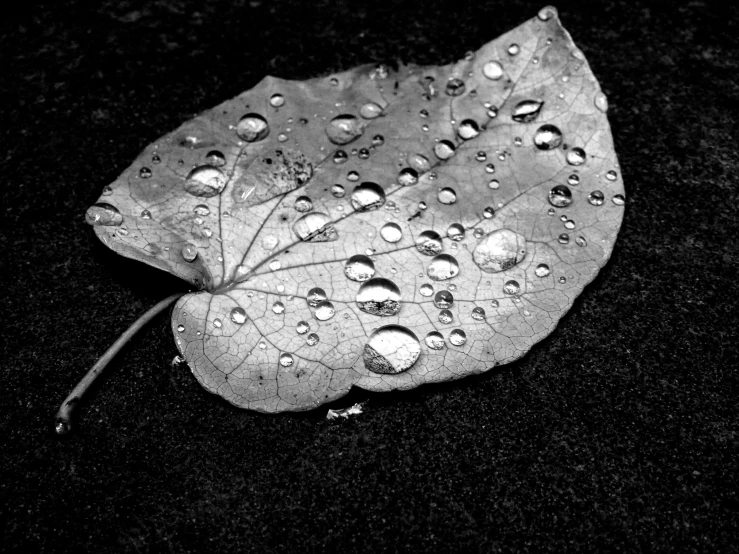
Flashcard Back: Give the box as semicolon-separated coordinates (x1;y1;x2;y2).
2;0;737;551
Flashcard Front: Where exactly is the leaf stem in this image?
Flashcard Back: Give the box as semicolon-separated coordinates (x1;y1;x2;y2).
54;293;182;435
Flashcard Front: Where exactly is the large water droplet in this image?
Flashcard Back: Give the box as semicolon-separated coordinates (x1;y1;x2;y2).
425;331;445;350
230;307;247;324
185;166;227;197
512;100;543;123
535;263;551;277
86;203;123;226
279;352;294;367
483;60;504;80
236;114;269;142
566;147;586;166
588;191;604;206
407;153;431;172
360;102;383;119
293;212;338;242
380;222;403;243
434;290;454;309
294;196;313;212
449;329;467;346
445;78;466;96
181;243;198;262
364;325;421;374
350;182;385;212
472;229;527;273
326;114;363;145
314;300;336;321
344;254;375;282
457;119;480;140
434;140;456;160
427;254;460;281
437;187;457;205
548;184;573;208
503;280;520;295
447;223;465;241
416;230;443;256
357;278;401;316
534;124;563;150
398;168;419;186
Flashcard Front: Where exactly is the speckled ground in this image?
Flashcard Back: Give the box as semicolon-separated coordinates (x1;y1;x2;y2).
1;0;737;552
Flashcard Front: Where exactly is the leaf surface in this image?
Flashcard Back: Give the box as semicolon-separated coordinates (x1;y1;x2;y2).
88;7;624;412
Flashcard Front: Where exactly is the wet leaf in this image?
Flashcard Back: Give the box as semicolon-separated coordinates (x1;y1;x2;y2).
88;7;624;413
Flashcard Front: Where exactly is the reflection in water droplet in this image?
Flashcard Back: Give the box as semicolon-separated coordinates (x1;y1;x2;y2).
333;150;348;164
534;124;563;150
236;114;269;142
372;134;384;147
185;166;227;197
473;229;527;273
558;233;570;244
380;222;403;243
139;167;152;179
612;194;625;206
86;203;124;226
535;263;551;278
344;254;375;282
434;290;454;309
360;102;383;119
476;151;487;162
294;196;313;212
447;223;465;241
588;191;605;206
438;187;457;204
445;78;466;96
269;94;285;107
512;100;543;123
427;254;460;281
471;307;486;321
270;301;284;315
483;60;504;80
398;168;419;186
419;283;434;297
483;207;495;219
181;243;198;262
140;209;152;220
177;324;185;333
350;182;385;212
549;184;573;208
296;321;310;334
606;170;618;181
503;280;520;295
314;300;336;321
425;331;445;350
357;278;401;316
594;92;609;112
306;333;320;346
568;174;580;186
279;352;294;367
434;140;456;160
331;184;345;198
213;318;222;329
449;329;467;346
326;114;363;145
457;119;480;140
293;212;338;242
230;307;247;324
407;153;431;173
564;220;575;230
490;299;500;309
566;147;586;166
364;325;421;374
306;287;327;307
438;310;453;324
416;230;443;256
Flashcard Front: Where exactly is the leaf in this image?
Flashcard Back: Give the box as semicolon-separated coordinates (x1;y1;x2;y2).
87;7;624;413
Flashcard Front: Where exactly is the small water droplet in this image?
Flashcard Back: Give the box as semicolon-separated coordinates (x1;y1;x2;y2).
566;147;586;166
398;167;419;186
471;307;486;321
594;92;609;112
425;331;445;350
213;318;222;329
549;184;573;208
538;5;557;20
534;124;563;150
418;201;428;210
314;300;336;321
296;321;310;334
483;60;504;80
306;333;320;346
331;184;346;198
185;166;227;197
102;185;113;196
139;167;152;179
473;228;484;239
181;243;198;262
472;228;527;273
347;171;360;182
380;222;403;243
445;78;466;96
483;207;495;219
372;134;384;147
449;329;467;346
512;100;544;123
416;230;443;256
434;290;454;309
490;299;500;308
357;278;401;316
350;182;385;212
475;151;487;162
419;283;434;297
486;106;499;118
535;263;550;277
437;187;457;205
277;133;288;142
407;153;431;173
612;194;625;206
326;114;364;145
447;223;465;241
140;209;152;220
344;254;376;282
606;170;618;181
457;119;480;140
294;195;313;212
438;309;453;324
568;174;580;186
272;301;285;314
306;288;327;307
427;254;460;281
588;191;605;206
269;93;285;107
177;324;185;333
434;140;456;160
576;236;587;247
503;280;520;295
559;276;567;284
151;154;161;164
258;341;267;350
333;150;348;164
206;150;226;167
558;233;570;244
514;137;523;147
236;114;269;142
507;43;520;56
364;325;421;374
564;219;576;230
360;102;383;119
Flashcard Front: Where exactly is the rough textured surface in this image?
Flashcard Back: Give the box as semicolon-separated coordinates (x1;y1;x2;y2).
1;0;737;551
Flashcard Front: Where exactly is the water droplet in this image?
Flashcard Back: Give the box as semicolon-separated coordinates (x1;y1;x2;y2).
139;167;152;179
102;185;113;196
548;184;573;208
472;307;487;321
445;78;466;96
434;290;454;309
326;114;363;145
294;196;313;212
483;207;495;219
331;184;345;198
379;222;403;243
185;166;227;197
314;300;335;321
179;243;199;263
151;154;161;164
503;280;520;295
333;150;348;164
568;174;580;186
271;301;285;314
236;114;269;142
483;60;504;80
594;92;609;112
538;5;557;20
293;212;338;242
258;341;267;350
372;134;384;147
472;228;527;273
427;254;460;281
533;124;563;150
419;284;434;298
612;194;625;206
177;324;185;333
566;147;586;166
576;236;587;247
357;278;401;316
226;307;247;326
564;219;576;230
346;172;360;184
306;288;327;307
606;170;618;181
344;254;375;282
437;309;453;324
398;167;419;186
306;333;320;346
277;133;288;142
449;329;467;346
416;230;443;256
512;100;543;123
350;182;385;212
437;187;457;205
266;93;285;107
475;151;487;162
418;201;428;210
213;318;222;329
447;223;465;241
425;331;445;350
486;106;499;118
364;325;421;374
296;321;310;334
434;140;456;160
588;191;605;206
86;203;124;227
559;276;567;284
457;119;480;140
507;43;520;56
140;209;152;220
558;233;570;244
357;148;370;160
407;153;431;173
360;102;383;119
